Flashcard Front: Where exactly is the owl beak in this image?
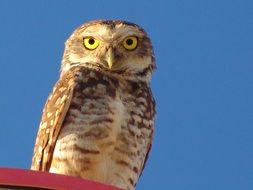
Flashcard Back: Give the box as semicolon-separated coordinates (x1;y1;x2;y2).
107;48;114;69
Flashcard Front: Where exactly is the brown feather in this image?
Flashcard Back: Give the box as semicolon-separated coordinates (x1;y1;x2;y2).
31;69;77;171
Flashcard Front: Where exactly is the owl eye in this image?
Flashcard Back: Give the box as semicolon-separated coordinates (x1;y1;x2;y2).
83;37;99;50
123;36;138;50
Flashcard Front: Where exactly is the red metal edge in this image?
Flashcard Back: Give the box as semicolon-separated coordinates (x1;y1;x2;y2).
0;168;121;190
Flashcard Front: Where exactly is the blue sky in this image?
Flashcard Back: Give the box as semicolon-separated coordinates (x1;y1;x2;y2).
0;0;252;189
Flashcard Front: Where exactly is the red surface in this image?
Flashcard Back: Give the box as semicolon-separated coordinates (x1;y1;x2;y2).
0;168;121;190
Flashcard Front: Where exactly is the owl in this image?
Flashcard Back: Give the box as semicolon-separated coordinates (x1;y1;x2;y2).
31;20;156;190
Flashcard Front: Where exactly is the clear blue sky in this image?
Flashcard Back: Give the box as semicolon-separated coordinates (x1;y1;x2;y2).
0;0;252;189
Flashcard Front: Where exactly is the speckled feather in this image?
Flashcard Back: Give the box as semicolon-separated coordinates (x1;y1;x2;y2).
31;70;76;171
31;20;156;190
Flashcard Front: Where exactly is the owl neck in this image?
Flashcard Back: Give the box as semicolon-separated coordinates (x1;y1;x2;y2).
61;63;153;84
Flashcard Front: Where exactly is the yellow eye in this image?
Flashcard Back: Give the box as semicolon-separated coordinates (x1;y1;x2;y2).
123;36;138;50
83;37;99;50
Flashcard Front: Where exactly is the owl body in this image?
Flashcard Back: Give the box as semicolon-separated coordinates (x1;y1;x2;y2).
31;20;155;190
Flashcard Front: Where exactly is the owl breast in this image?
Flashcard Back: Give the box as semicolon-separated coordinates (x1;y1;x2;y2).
49;67;155;190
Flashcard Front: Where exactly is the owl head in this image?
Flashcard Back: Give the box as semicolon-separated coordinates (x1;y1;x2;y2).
61;20;155;82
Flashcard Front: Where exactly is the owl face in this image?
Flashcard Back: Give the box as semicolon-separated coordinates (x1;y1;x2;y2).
61;20;155;81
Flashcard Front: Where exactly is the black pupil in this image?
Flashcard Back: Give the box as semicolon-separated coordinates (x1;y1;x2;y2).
88;38;95;45
126;39;133;45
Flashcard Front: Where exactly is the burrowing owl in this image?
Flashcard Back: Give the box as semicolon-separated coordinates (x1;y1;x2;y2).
31;20;156;190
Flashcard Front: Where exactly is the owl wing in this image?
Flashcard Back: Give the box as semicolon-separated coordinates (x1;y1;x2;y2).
139;128;153;178
139;89;156;178
31;69;76;171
